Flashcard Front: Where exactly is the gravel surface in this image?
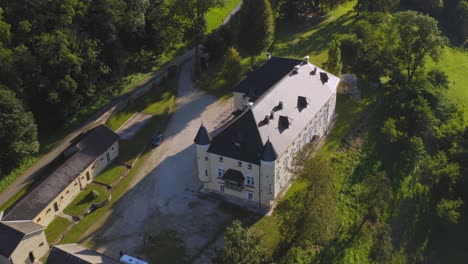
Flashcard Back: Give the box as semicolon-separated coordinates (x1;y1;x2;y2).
92;59;239;263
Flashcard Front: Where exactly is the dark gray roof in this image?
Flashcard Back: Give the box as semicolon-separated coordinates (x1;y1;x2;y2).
3;125;119;221
208;110;264;165
0;221;44;257
208;59;340;164
232;57;303;102
262;139;277;162
47;244;120;264
194;124;211;145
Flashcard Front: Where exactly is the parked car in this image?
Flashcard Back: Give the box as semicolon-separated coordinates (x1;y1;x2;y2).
152;134;163;146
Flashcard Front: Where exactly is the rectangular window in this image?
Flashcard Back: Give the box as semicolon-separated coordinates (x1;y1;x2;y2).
247;164;252;170
66;190;70;194
205;156;208;161
218;168;225;178
39;242;44;247
74;182;78;186
112;146;115;151
219;184;224;192
246;176;255;187
248;192;254;200
269;184;272;194
205;170;208;176
219;156;223;162
100;157;104;161
237;161;242;167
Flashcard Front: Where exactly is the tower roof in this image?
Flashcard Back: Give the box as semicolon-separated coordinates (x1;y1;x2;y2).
262;139;277;162
194;123;211;145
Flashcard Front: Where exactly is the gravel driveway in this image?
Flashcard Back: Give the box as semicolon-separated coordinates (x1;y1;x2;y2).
90;59;240;263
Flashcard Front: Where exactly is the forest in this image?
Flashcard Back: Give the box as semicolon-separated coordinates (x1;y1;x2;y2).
0;0;224;179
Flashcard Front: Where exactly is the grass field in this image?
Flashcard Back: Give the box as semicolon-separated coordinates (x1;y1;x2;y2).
63;184;109;217
206;0;241;33
94;163;127;186
427;46;468;120
45;217;73;244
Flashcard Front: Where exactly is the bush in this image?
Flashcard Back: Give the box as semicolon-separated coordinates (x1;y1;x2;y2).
223;48;242;84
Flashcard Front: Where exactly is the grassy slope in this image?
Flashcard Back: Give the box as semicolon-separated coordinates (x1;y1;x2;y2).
427;46;468;120
206;0;241;33
45;217;73;244
94;163;127;186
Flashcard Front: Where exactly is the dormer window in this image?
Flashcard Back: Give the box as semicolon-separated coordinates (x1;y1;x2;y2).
278;101;283;110
279;115;290;130
238;161;242;167
297;96;308;111
219;156;223;162
320;72;329;84
248;164;252;170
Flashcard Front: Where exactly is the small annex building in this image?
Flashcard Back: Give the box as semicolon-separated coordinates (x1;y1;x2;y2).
0;220;48;264
194;56;339;210
46;243;120;264
1;125;119;226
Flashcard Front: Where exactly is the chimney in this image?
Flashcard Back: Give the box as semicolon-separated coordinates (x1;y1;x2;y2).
266;51;271;60
304;56;309;64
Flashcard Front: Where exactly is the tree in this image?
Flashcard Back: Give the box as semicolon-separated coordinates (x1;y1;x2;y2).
213;220;264;264
355;0;399;14
360;171;393;222
393;11;447;81
0;85;39;176
436;198;463;224
276;157;338;246
369;223;393;264
326;39;342;75
174;0;224;70
223;47;242;84
237;0;275;65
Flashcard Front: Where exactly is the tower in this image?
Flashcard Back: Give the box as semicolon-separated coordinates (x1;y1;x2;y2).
260;138;277;207
194;123;211;182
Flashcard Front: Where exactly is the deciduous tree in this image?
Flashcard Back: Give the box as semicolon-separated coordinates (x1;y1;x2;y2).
213;220;264;264
0;85;39;176
393;11;447;81
237;0;275;65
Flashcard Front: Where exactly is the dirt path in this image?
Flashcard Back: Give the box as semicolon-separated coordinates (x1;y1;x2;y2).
83;59;238;263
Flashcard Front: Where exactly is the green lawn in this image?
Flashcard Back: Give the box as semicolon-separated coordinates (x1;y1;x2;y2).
63;184;109;217
45;217;73;244
106;85;176;132
206;0;241;33
252;216;281;257
94;163;127;186
113;81;177;165
427;46;468;120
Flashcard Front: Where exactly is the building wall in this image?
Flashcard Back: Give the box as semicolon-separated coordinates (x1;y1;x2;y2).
10;230;48;264
233;92;244;111
205;154;261;205
33;141;119;226
274;94;336;197
196;144;210;182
